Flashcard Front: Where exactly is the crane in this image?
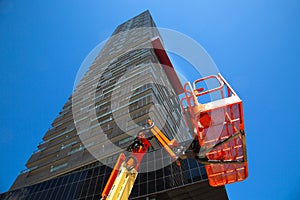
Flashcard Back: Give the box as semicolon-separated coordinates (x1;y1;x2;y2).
101;73;248;200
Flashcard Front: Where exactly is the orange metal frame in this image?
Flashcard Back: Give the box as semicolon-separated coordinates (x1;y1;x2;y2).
101;153;126;199
146;119;179;161
180;74;248;186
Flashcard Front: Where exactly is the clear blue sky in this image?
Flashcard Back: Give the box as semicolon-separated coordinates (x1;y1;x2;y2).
1;0;300;199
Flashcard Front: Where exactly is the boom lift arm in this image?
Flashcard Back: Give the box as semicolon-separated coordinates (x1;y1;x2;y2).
101;120;181;200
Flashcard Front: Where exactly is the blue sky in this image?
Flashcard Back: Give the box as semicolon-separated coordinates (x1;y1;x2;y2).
1;0;300;199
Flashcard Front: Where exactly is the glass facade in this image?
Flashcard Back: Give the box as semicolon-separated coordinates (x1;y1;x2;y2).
0;158;211;200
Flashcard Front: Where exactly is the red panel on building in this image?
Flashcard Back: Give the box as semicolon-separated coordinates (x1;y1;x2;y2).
151;37;184;95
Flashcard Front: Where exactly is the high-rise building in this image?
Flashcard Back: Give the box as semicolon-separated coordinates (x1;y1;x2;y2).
1;11;228;200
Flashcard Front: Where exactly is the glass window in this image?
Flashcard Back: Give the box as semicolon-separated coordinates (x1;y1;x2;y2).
155;169;163;178
75;180;85;198
139;182;147;196
131;185;138;197
49;187;58;200
50;163;68;172
55;177;63;187
87;177;97;196
42;180;51;191
164;176;172;190
139;173;147;183
34;192;43;199
65;182;78;199
155;178;164;191
79;171;87;181
93;176;104;196
34;183;43;192
191;168;201;182
62;175;70;186
55;185;66;199
86;168;94;179
62;185;71;199
148;171;155;181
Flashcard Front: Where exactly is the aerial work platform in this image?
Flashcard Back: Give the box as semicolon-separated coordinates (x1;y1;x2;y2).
180;74;248;186
101;74;248;199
